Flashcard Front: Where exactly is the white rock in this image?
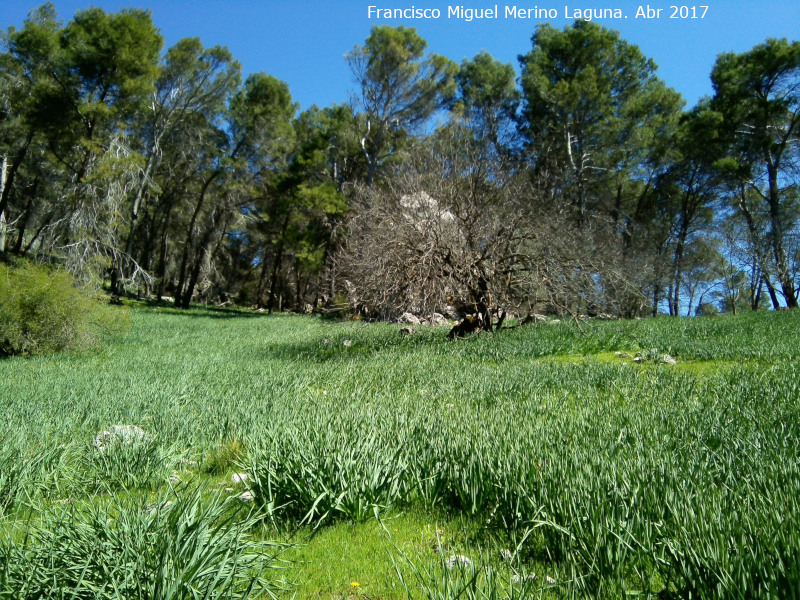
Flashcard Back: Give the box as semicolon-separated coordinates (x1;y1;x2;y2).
238;491;255;502
398;312;421;325
94;425;152;451
444;555;473;569
231;472;249;484
427;313;449;327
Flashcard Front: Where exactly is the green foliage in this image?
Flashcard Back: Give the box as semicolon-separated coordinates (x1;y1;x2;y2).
347;25;459;183
61;6;163;117
711;37;800;308
0;487;281;599
695;301;720;317
350;25;458;122
520;21;682;172
455;51;520;151
0;262;129;357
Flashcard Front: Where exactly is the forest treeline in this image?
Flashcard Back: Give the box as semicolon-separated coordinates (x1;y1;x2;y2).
1;3;798;322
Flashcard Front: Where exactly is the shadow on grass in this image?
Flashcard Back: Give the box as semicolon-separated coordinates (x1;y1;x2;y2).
254;324;478;364
134;299;273;320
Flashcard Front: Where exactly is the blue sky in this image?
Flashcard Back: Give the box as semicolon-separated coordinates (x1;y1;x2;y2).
3;1;799;112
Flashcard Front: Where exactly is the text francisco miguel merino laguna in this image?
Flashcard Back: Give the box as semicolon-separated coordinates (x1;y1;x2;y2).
367;5;684;21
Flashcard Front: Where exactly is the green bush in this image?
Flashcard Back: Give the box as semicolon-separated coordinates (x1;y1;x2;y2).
0;262;128;357
695;301;720;317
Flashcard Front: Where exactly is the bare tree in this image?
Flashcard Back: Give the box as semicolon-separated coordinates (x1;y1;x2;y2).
340;123;525;328
340;120;649;332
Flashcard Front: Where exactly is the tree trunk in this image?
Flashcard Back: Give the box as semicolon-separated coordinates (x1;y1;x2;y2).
176;171;220;304
156;201;175;302
180;212;219;309
764;275;780;310
267;239;285;314
0;155;7;254
767;162;798;308
752;275;763;311
0;133;33;235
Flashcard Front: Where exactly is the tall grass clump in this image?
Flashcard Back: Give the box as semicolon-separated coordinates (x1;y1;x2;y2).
0;440;29;515
0;486;284;599
245;404;412;526
0;436;67;515
0;261;128;357
81;433;180;491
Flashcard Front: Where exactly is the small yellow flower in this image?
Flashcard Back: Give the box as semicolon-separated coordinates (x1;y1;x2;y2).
351;582;360;588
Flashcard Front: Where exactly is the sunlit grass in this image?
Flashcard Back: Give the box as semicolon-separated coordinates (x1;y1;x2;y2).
1;306;799;598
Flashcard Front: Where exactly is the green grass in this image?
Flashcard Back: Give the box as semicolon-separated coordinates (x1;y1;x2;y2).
1;305;799;598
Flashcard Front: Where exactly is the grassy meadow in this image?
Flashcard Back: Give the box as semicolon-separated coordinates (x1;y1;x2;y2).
1;305;799;598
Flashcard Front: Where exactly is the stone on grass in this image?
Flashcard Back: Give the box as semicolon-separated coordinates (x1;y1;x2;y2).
94;425;152;451
632;350;677;365
444;555;473;569
399;326;417;335
398;312;421;326
511;573;537;584
238;491;255;503
231;472;249;484
427;313;449;327
343;339;353;347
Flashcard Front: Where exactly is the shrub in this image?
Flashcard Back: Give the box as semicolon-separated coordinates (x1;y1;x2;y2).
0;261;128;357
695;301;720;317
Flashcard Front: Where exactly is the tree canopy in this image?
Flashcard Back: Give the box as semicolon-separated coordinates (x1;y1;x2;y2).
1;7;798;319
